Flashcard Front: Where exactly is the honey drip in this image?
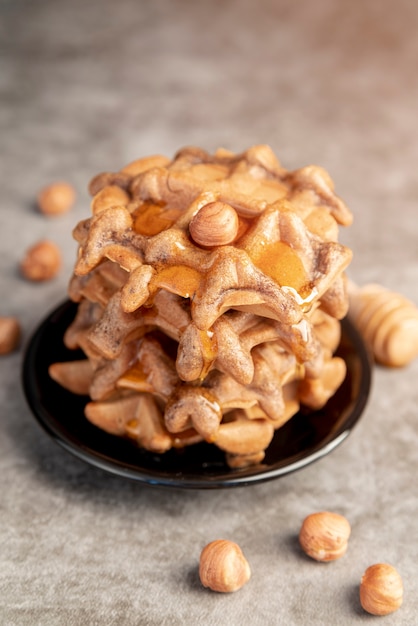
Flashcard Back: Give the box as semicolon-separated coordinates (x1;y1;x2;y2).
249;240;308;294
151;265;201;299
133;202;181;236
198;329;218;380
117;362;152;393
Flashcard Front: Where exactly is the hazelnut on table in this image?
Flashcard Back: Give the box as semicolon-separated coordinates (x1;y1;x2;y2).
20;240;62;281
37;181;76;216
299;511;351;562
360;563;403;616
0;317;21;355
199;539;251;592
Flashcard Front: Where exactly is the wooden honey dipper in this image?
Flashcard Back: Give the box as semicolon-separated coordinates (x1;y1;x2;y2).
348;281;418;367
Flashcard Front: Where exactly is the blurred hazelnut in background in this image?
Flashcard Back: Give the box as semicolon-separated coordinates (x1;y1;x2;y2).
20;240;62;281
37;181;76;216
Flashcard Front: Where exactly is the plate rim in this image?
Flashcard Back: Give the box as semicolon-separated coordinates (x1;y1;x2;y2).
22;299;372;489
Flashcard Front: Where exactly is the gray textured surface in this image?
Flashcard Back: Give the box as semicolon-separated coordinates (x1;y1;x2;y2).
1;1;418;624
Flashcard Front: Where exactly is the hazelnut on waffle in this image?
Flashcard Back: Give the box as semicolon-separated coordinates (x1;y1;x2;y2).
49;145;353;468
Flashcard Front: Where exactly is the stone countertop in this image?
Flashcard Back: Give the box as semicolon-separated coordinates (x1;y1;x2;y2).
1;1;418;624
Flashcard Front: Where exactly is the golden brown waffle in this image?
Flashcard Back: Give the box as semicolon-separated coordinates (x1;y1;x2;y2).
50;145;353;468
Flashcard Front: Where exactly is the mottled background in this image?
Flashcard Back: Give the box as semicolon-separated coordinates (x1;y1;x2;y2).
1;1;417;624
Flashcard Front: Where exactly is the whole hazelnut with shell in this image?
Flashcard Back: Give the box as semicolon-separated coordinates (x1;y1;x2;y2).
37;181;76;216
360;563;403;616
299;511;351;562
20;240;62;281
199;539;251;593
0;317;21;355
189;201;239;247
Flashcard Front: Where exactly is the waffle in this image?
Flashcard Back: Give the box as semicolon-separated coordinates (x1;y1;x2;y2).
49;145;353;468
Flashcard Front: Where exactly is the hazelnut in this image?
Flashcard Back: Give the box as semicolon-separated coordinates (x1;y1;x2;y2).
299;511;351;562
20;240;62;281
199;539;251;593
37;181;76;216
0;317;21;355
189;201;239;247
360;563;403;616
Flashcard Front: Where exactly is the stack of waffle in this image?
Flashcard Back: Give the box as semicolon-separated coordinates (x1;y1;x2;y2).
50;145;353;468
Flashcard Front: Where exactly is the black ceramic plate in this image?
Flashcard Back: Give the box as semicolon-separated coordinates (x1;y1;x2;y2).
22;300;372;489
